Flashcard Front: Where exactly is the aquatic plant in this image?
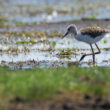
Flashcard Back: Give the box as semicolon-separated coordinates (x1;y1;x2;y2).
58;48;74;56
73;19;80;21
31;21;37;25
103;40;107;44
16;40;36;44
46;7;53;14
16;21;24;26
50;30;57;34
82;16;96;20
1;31;62;38
16;40;29;44
49;41;56;48
0;19;5;27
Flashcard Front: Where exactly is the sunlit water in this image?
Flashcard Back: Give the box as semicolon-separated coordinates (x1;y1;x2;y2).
0;34;110;69
1;0;110;23
1;0;110;68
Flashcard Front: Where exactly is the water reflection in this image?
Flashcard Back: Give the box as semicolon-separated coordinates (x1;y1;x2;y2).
0;35;110;69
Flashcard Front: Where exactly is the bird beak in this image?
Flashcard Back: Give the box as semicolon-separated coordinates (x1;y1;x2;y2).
62;31;69;39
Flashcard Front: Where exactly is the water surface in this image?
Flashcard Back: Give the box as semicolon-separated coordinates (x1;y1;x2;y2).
0;34;110;69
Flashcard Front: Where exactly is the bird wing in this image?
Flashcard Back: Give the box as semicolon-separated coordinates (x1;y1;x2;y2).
80;26;109;38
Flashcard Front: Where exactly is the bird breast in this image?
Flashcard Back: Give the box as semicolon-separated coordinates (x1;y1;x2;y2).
75;34;104;44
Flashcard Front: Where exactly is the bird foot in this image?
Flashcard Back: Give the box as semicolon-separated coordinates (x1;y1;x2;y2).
79;54;86;62
93;61;95;65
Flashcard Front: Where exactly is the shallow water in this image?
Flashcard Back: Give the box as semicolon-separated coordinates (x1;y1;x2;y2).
0;34;110;69
1;0;110;69
1;0;110;23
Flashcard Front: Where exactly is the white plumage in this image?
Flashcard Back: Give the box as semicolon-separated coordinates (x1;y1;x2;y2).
62;24;109;64
75;34;104;44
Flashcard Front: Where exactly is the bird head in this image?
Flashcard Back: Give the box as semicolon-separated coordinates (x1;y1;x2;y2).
62;24;77;38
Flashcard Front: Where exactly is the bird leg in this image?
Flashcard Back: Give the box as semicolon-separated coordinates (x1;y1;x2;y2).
94;43;101;54
79;45;95;64
90;44;95;64
79;43;101;64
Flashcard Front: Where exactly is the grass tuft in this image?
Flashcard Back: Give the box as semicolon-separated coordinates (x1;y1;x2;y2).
0;66;110;101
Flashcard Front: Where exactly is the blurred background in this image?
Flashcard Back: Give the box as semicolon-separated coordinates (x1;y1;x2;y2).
1;0;110;24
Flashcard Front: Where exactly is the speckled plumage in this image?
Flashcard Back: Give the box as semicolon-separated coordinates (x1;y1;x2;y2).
80;26;109;38
62;24;110;64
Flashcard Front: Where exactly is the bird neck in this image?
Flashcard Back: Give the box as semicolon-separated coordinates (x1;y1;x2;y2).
71;28;78;38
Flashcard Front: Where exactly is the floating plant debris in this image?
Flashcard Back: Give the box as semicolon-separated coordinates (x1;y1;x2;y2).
16;40;36;44
0;35;109;69
0;31;63;38
103;40;107;44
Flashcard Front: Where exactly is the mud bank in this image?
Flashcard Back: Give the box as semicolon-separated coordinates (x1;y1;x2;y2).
0;19;110;33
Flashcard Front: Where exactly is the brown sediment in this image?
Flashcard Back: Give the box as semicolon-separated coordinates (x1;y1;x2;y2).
0;31;63;38
0;19;110;33
6;90;110;110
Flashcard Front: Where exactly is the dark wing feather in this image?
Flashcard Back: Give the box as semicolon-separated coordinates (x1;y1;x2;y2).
80;27;109;38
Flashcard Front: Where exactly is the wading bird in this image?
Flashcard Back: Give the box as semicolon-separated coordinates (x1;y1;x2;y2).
62;24;109;64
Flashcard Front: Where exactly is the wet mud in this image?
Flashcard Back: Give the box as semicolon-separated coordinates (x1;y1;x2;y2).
8;91;110;110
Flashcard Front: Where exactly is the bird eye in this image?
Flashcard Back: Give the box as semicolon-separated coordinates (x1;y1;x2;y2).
68;28;70;31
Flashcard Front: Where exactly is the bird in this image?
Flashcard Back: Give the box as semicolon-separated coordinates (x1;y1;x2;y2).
62;24;109;64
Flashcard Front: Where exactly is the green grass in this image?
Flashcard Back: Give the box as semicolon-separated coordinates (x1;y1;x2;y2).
82;16;96;20
16;21;24;26
16;40;36;44
31;21;37;25
0;66;110;101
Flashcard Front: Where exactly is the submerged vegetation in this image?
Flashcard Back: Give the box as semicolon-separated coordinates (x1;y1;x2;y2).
82;16;96;20
16;40;36;44
58;48;76;56
103;40;107;44
0;19;7;28
0;31;62;38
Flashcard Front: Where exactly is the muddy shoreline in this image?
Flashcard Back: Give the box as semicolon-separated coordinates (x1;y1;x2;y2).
1;19;110;33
